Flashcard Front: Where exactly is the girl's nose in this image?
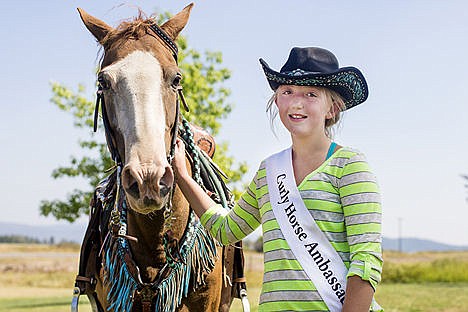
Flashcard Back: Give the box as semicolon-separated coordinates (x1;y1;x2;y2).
291;97;305;108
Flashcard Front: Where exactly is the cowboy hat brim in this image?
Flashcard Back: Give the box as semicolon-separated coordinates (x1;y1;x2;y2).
259;58;369;110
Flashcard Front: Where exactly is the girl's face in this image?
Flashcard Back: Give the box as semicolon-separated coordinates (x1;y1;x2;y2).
275;85;334;138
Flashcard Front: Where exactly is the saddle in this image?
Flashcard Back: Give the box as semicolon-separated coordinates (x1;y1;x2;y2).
190;123;216;158
72;122;248;312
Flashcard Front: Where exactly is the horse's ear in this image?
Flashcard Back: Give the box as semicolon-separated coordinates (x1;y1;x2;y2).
160;3;194;40
77;8;113;44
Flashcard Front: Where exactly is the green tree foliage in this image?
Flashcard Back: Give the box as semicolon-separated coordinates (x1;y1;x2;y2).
462;174;468;202
0;235;42;244
40;25;247;222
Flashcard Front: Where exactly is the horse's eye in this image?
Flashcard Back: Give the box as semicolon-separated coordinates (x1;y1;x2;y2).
97;73;110;90
172;73;182;89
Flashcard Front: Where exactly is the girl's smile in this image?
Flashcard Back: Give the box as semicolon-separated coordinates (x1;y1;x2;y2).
289;113;307;120
276;85;332;137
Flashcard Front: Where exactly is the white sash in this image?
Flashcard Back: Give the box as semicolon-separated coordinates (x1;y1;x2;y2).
265;147;348;311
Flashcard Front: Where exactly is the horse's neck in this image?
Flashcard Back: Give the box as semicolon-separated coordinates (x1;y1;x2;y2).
126;187;190;283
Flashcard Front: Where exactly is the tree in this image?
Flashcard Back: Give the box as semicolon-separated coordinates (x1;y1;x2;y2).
462;174;468;202
40;20;247;222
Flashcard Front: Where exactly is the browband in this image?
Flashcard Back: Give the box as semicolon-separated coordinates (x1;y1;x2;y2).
149;22;178;63
93;19;184;165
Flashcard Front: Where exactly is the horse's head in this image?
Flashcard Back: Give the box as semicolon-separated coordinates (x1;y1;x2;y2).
78;4;193;214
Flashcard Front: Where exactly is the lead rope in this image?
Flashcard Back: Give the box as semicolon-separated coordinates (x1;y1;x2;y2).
162;86;192;266
77;18;250;311
179;118;251;312
162;88;181;241
107;166;138;243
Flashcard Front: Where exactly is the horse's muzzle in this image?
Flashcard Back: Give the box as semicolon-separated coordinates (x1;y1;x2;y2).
121;163;174;213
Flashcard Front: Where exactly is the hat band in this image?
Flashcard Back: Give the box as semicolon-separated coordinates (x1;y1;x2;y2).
283;68;321;76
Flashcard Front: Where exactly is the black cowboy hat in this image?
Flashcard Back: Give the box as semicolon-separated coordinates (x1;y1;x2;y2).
259;47;368;110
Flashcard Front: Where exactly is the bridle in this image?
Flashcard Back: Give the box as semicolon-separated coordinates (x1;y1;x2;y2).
73;17;249;312
93;21;189;168
93;20;191;242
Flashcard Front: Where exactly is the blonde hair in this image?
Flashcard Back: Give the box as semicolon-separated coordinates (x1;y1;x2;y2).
266;86;346;138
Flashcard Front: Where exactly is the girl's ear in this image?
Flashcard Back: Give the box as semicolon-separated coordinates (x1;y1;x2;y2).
326;102;340;120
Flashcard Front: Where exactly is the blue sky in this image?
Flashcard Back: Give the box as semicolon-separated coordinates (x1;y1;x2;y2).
1;0;468;246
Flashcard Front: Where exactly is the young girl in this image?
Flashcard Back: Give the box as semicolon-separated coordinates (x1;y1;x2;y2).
173;47;383;312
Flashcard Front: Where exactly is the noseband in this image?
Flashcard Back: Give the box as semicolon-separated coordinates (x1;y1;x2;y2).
73;16;248;312
92;21;190;243
93;21;189;167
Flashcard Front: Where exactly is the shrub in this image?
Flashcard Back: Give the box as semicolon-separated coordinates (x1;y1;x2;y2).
382;259;468;283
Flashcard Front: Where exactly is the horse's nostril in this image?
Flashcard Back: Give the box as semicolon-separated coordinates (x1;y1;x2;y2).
143;196;156;206
127;182;140;198
122;166;141;199
159;166;174;198
160;183;171;197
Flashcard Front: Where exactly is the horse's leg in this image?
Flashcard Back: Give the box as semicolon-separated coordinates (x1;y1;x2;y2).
94;268;110;311
177;248;224;312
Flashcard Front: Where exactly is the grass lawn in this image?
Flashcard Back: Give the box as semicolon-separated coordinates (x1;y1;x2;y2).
2;282;467;311
374;283;468;312
1;244;468;311
0;288;92;312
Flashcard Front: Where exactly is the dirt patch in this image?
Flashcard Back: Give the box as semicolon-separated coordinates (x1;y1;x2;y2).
0;252;79;273
383;250;468;264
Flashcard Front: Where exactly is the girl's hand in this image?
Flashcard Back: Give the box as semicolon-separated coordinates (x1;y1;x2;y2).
173;138;190;179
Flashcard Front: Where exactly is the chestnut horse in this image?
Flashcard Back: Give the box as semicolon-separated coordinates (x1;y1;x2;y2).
72;4;244;312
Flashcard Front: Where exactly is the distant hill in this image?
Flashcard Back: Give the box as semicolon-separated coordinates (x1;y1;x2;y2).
382;237;468;252
0;221;87;243
1;222;467;252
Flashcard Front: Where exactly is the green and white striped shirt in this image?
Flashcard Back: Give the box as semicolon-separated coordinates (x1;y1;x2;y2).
201;147;383;311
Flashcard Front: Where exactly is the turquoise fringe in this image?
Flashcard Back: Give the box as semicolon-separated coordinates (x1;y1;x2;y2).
104;237;139;312
154;222;217;312
103;213;217;312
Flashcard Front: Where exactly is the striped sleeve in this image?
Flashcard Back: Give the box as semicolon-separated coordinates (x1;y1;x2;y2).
338;152;383;290
200;172;262;245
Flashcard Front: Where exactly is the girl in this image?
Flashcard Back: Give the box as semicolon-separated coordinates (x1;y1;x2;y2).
173;47;383;312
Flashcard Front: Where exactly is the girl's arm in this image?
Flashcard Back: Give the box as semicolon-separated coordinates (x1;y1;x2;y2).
338;151;384;311
174;138;262;245
172;138;216;218
342;275;374;312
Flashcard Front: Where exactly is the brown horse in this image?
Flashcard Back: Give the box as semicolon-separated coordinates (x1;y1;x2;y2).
73;4;240;312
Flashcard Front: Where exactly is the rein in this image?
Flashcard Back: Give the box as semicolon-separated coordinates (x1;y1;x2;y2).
83;20;218;312
93;21;189;166
92;20;191;236
73;12;250;312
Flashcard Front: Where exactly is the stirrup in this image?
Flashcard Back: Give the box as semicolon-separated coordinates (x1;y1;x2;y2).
70;286;101;312
239;288;250;312
71;287;80;312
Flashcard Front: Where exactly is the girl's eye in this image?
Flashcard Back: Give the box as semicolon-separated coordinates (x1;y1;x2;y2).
282;89;292;95
306;92;317;97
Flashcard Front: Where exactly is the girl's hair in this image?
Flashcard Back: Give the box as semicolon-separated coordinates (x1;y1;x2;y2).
266;86;346;138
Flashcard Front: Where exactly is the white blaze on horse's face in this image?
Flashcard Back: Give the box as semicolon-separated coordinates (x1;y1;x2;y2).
101;50;174;214
78;4;192;215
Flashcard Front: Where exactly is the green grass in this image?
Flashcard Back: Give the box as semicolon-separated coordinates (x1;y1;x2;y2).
374;283;468;312
382;259;468;283
1;245;468;311
1;283;467;312
0;296;92;312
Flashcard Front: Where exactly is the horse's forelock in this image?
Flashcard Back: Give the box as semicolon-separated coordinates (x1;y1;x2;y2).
101;10;157;50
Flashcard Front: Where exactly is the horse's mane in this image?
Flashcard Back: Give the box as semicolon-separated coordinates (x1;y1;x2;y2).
99;9;164;51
